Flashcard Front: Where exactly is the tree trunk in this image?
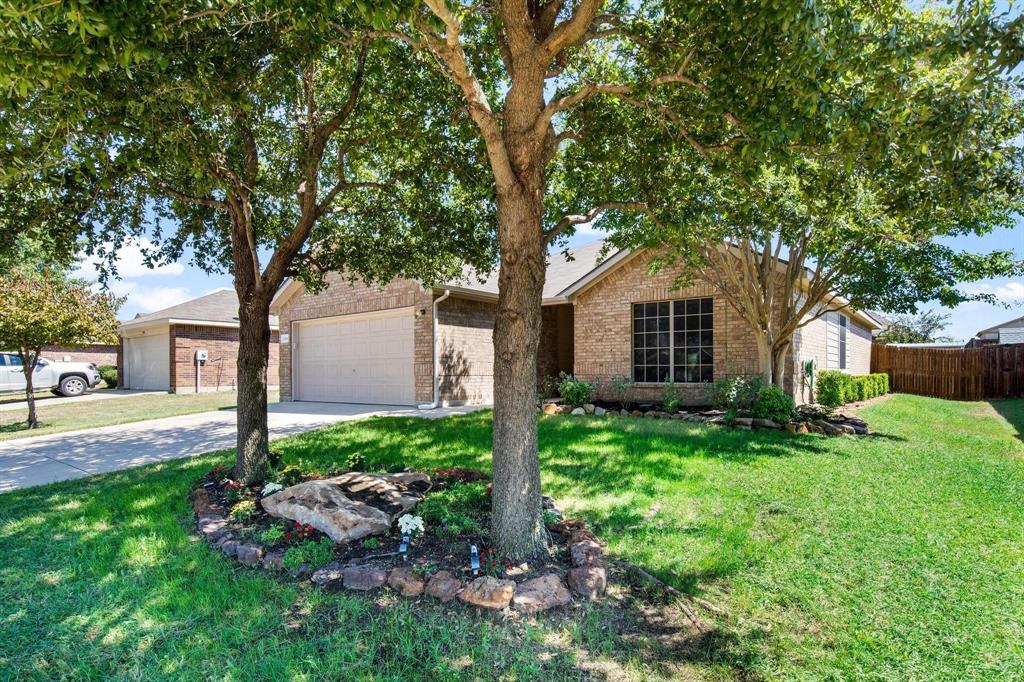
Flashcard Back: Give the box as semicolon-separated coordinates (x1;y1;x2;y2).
771;342;790;388
20;348;38;429
490;185;549;560
234;293;272;484
755;333;773;385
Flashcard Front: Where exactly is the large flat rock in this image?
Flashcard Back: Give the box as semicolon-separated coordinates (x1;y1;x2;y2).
261;472;430;544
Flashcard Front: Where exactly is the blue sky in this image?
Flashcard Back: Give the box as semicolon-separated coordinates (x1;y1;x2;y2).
93;217;1022;344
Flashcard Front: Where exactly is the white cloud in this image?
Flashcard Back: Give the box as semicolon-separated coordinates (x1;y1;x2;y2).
961;280;1024;304
77;237;184;279
109;281;194;315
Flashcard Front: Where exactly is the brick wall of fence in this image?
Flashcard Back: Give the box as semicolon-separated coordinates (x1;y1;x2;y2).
871;343;1024;401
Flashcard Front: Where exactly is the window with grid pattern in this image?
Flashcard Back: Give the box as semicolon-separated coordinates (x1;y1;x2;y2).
632;298;713;383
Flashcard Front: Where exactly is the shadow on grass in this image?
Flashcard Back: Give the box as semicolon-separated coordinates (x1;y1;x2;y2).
0;411;808;679
988;399;1024;443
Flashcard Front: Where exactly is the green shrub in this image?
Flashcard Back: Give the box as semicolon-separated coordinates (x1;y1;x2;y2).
817;370;851;406
98;365;118;388
362;537;381;550
607;374;635;409
818;371;889;406
662;380;682;413
752;385;795;423
713;375;764;412
282;537;335;571
558;375;594;407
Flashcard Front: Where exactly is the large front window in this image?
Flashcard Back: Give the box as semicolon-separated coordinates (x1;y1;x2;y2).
632;298;713;383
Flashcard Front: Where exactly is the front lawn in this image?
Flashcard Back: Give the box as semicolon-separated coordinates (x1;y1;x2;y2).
1;394;1022;680
0;389;280;442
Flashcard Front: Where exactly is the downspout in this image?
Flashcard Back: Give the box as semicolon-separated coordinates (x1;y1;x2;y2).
418;289;450;409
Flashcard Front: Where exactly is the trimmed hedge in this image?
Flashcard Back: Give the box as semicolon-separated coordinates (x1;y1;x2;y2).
98;365;118;389
817;371;889;407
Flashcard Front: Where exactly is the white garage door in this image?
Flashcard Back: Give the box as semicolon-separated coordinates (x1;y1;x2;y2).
124;333;170;391
294;309;415;405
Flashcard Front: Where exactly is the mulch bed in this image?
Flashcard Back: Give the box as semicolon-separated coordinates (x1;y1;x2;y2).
191;465;608;614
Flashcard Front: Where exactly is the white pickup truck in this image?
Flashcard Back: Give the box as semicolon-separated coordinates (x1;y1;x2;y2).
0;352;103;397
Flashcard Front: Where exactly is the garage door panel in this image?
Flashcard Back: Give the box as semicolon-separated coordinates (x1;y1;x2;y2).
124;334;170;391
294;310;415;405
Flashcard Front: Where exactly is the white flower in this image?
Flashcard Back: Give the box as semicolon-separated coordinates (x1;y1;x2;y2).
261;482;284;497
397;514;425;537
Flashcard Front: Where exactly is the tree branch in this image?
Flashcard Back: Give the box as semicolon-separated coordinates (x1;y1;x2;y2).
148;175;228;210
545;200;651;242
417;1;518;192
541;0;605;59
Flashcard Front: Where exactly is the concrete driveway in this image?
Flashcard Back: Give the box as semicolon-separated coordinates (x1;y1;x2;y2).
0;402;482;493
0;389;164;413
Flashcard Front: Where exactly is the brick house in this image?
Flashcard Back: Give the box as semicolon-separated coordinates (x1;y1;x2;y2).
41;343;118;367
117;290;280;393
270;241;879;407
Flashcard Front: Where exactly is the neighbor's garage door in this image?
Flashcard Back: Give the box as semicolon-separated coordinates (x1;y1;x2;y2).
124;333;170;390
294;309;415;405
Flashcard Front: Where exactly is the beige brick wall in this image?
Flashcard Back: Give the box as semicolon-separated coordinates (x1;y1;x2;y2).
572;253;760;405
275;273;435;402
169;325;280;393
791;310;873;404
437;297;494;404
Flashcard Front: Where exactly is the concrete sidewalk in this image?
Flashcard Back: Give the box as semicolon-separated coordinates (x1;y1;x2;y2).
0;402;483;493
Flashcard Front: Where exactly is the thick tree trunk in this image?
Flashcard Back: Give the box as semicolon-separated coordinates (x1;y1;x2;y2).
490;186;549;560
234;294;272;484
21;349;38;429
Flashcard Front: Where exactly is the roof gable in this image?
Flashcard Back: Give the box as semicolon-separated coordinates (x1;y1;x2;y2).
120;289;280;330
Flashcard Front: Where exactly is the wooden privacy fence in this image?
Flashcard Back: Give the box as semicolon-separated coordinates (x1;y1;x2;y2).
871;343;1024;401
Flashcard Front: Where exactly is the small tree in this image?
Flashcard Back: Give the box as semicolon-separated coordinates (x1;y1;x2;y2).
0;271;120;428
876;311;955;345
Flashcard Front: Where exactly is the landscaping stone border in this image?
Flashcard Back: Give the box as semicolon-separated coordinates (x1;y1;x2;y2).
541;400;871;435
190;485;608;615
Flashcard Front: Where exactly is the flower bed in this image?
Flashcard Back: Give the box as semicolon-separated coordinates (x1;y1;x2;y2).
191;465;608;614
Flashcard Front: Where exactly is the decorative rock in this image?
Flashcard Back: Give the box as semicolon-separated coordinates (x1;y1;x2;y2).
542;403;559;415
262;551;285;570
236;543;264;566
311;561;346;586
261;472;431;544
425;570;463;602
583;403;596;414
570;540;603;567
571;407;585;415
752;418;781;430
199;517;229;539
541;495;557;510
568;565;607;599
513;574;572;614
192;488;220;519
815;420;843;436
557;405;573;414
290;563;312;579
568;528;599;546
458;576;515;610
342;565;388;591
594;406;606;417
620;409;631;416
733;417;753;429
220;539;239;557
213;533;234;549
388;566;425;596
806;423;824;434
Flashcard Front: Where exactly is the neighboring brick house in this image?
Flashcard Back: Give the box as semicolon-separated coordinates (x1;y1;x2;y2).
270;241;880;407
41;344;118;367
117;290;280;393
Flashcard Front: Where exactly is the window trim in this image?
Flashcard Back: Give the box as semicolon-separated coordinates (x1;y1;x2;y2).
631;297;714;385
838;313;848;370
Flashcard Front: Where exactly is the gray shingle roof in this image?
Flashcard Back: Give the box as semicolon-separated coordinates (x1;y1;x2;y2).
121;289;280;328
450;240;615;300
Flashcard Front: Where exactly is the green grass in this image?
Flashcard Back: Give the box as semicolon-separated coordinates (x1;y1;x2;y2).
0;390;280;441
1;394;1023;680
